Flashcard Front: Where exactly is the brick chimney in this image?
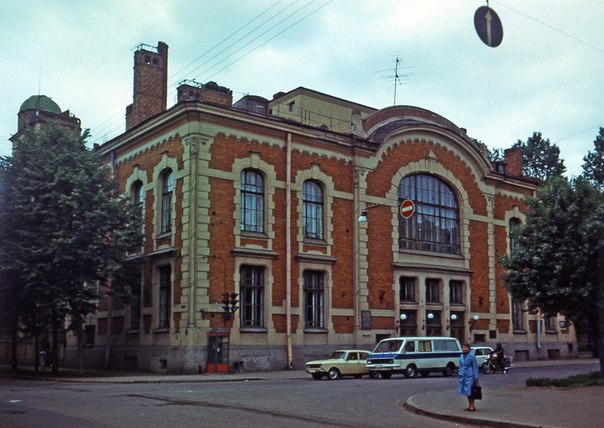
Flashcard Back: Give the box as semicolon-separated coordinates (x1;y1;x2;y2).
504;147;523;176
200;81;232;106
125;41;168;130
176;80;232;107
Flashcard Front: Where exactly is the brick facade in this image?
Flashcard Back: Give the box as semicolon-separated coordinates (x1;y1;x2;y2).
74;43;577;374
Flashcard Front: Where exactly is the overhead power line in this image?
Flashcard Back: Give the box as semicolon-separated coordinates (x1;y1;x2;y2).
496;1;604;55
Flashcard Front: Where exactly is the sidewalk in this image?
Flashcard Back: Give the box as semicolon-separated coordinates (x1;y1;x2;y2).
2;359;602;427
405;358;603;428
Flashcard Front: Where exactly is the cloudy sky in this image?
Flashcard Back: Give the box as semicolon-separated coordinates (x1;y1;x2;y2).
2;0;602;176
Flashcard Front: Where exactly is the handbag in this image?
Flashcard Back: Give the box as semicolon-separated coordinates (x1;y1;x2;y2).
471;381;482;400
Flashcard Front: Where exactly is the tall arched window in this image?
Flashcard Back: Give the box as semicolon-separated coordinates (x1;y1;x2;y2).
240;169;264;233
509;218;521;254
130;180;145;215
398;174;460;254
303;180;324;240
160;169;173;234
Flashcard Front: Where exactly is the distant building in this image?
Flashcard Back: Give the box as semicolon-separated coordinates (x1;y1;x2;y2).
10;94;81;143
72;41;575;373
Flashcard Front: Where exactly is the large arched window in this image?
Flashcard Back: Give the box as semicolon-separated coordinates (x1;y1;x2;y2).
160;169;173;234
303;180;324;240
240;169;264;233
398;174;460;254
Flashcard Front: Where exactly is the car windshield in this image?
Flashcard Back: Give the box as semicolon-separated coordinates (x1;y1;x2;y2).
329;351;346;360
374;340;403;353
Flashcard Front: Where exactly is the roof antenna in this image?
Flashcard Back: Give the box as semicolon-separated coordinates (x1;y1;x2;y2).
38;58;42;95
378;57;414;105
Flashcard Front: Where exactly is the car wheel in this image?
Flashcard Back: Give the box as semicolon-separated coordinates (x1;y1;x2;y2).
311;373;323;380
380;372;392;379
443;363;455;377
327;368;341;380
369;371;379;379
404;364;417;378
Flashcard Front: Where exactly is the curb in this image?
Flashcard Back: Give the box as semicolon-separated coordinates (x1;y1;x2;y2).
404;391;546;428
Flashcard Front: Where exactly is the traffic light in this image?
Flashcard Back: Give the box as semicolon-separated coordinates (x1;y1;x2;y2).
230;292;239;313
221;292;230;313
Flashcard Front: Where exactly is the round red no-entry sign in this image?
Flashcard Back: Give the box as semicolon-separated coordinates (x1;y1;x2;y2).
400;199;415;219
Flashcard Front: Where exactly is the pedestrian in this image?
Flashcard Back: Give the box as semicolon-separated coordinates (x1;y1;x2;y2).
458;342;479;412
495;342;505;369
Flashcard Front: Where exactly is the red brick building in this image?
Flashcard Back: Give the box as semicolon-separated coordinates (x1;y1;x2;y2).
83;42;576;373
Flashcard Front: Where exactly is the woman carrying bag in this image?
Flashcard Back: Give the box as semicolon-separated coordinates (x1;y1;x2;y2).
458;343;480;411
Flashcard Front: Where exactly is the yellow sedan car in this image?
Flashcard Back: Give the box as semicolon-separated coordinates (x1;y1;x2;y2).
305;350;378;380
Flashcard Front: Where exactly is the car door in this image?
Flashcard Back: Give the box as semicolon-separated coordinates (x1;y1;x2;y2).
358;351;370;375
343;352;360;375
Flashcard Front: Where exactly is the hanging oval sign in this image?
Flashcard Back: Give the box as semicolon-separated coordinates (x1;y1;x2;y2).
400;199;415;219
474;6;504;48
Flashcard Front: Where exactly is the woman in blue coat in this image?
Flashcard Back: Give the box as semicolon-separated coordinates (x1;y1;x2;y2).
458;342;480;411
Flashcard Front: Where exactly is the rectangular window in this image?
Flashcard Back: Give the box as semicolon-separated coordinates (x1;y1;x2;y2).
544;315;556;331
303;181;324;240
512;300;525;331
425;278;440;303
400;311;417;336
158;265;171;329
160;171;174;234
304;270;324;328
426;311;442;336
418;340;432;352
399;277;416;302
240;265;264;327
130;281;141;330
241;170;264;233
84;325;95;346
449;280;463;304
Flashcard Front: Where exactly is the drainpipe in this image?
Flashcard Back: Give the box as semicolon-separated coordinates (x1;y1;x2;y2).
286;132;293;369
537;307;542;350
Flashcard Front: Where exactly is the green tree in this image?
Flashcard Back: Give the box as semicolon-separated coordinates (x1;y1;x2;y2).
582;127;604;190
502;176;604;376
0;155;21;371
0;124;141;373
513;132;566;180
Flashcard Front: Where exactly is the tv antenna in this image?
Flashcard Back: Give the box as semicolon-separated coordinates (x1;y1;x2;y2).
378;57;414;105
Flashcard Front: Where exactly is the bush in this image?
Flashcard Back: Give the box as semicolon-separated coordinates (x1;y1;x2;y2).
526;372;604;388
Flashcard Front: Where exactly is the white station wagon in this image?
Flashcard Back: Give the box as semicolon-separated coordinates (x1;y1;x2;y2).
305;350;376;380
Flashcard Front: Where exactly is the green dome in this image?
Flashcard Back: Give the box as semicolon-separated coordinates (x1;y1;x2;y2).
19;95;62;114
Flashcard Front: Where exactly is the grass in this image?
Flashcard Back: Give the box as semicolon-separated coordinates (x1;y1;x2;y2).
526;371;604;388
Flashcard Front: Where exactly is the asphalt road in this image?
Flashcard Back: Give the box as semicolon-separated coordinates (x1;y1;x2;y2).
0;363;598;428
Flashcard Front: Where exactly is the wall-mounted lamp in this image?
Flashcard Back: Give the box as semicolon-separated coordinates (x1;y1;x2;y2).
357;204;380;223
400;313;407;321
427;312;435;320
451;314;458;321
469;314;480;331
